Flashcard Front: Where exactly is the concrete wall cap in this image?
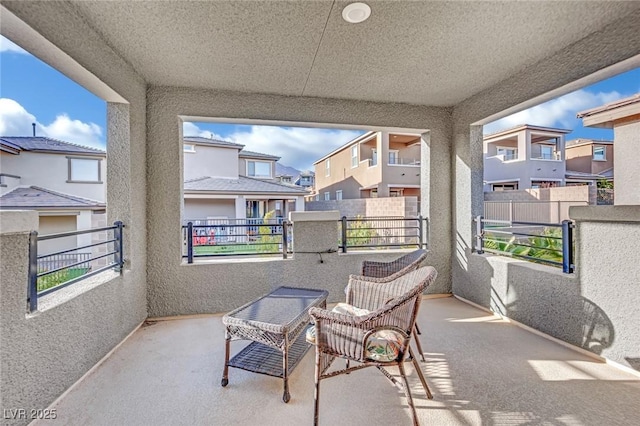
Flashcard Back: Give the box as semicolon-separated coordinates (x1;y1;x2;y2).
0;210;39;234
289;210;340;222
570;205;640;223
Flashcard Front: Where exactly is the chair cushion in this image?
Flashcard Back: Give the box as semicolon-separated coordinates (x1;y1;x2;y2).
306;303;371;344
364;330;404;362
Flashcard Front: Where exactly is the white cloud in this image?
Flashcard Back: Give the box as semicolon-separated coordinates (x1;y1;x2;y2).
0;98;104;149
184;122;363;170
182;122;230;141
484;89;626;134
0;36;28;55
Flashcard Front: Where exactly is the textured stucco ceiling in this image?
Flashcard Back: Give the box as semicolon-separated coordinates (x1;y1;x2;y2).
69;1;640;107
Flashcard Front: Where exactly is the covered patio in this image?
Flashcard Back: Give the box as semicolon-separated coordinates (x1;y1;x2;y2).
35;297;640;425
1;2;640;425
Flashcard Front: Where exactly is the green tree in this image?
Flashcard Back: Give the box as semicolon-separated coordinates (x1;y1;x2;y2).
346;216;378;248
257;210;280;254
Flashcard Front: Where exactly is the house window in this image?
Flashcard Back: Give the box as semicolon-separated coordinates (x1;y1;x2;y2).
388;150;399;165
370;189;378;198
540;145;554;160
67;157;101;183
371;149;378;166
183;144;195;152
315;194;319;201
325;159;331;177
593;146;606;161
324;192;330;201
351;146;358;167
247;161;272;178
336;190;343;200
496;147;517;161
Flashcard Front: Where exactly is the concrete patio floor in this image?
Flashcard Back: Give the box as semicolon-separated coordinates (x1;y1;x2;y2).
36;296;640;426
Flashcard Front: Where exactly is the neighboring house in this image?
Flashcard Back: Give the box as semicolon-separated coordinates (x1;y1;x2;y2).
565;138;614;184
313;131;421;200
275;163;315;190
182;136;307;222
483;125;571;191
0;136;106;254
294;170;315;189
578;93;640;205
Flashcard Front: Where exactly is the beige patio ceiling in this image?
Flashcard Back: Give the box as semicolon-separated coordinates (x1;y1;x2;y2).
67;1;639;106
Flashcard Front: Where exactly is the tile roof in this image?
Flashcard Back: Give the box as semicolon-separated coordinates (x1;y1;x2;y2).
565;138;613;147
0;136;105;155
0;186;105;209
184;136;244;149
184;176;309;194
238;150;280;160
577;93;640;118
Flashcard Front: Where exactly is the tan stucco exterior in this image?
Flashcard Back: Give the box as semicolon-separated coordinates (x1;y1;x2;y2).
313;131;422;200
565;140;614;175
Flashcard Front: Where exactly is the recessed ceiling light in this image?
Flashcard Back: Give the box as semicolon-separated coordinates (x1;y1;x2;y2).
342;2;371;24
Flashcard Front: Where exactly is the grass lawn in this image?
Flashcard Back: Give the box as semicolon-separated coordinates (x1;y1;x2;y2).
37;268;89;292
194;244;262;255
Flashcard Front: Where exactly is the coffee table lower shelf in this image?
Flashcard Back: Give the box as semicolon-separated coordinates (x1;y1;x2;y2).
227;325;312;378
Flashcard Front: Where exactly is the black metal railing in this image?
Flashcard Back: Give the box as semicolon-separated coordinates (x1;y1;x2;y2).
338;216;428;252
473;216;574;273
28;221;124;313
183;219;292;262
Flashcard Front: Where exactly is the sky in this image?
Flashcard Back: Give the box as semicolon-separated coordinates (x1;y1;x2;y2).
1;35;639;171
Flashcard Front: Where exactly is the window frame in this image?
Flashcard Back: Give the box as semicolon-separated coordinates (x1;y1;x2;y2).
593;146;606;161
325;159;331;177
496;146;518;161
324;192;330;201
183;144;196;153
351;145;358;168
336;190;343;200
246;160;272;178
66;156;102;184
388;150;399;165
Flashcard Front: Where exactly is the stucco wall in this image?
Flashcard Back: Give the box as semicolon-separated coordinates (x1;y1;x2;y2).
184;198;235;221
0;2;148;423
146;86;453;302
306;196;418;218
184;143;239;180
0;151;106;201
614;120;640;205
148;211;445;317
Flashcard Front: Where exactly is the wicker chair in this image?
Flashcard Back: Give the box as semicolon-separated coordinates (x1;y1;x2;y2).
310;266;437;426
358;248;428;280
351;249;429;362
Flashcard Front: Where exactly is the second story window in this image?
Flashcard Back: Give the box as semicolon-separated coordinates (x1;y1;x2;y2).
325;159;331;177
593;146;606;161
67;157;101;183
388;150;399;165
497;147;518;161
247;161;272;178
351;145;358;167
540;145;554;160
183;144;195;153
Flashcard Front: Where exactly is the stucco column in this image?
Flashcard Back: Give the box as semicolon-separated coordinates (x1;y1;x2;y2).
377;131;390;197
235;195;246;220
614;122;640;205
451;123;485;302
289;210;339;260
295;196;305;212
420;126;452;293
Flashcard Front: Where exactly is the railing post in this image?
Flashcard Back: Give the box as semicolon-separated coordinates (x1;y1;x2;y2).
187;222;194;264
340;216;347;253
282;220;288;259
475;215;484;254
28;230;38;313
418;214;424;249
562;220;574;274
114;221;124;273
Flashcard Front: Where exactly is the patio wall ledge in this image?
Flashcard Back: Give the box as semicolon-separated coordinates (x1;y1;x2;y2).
569;205;640;222
0;209;38;234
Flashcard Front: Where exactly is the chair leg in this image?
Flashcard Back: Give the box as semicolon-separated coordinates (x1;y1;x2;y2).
415;323;422;335
398;361;420;426
314;352;321;426
413;325;426;362
408;346;433;399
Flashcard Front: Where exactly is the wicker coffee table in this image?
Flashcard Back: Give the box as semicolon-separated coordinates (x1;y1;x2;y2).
221;286;328;402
